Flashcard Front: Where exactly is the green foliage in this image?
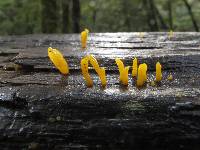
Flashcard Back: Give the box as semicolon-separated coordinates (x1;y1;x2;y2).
0;0;199;34
0;0;41;35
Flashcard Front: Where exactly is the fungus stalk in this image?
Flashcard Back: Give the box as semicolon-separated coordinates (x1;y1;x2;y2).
132;57;138;77
156;62;162;82
81;57;93;87
81;28;89;48
137;63;147;87
115;58;130;86
48;47;69;75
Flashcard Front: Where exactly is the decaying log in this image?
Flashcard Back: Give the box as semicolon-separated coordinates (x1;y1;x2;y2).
0;32;200;149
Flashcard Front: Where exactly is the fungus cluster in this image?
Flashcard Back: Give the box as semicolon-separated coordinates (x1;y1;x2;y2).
115;58;130;86
48;30;173;88
81;55;106;87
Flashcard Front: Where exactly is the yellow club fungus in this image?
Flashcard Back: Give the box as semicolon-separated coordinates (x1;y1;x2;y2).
168;30;174;39
156;62;162;82
81;55;107;87
137;63;147;87
98;67;107;87
88;55;107;87
81;28;89;48
115;58;124;73
88;55;100;72
115;58;130;86
143;63;148;82
168;74;173;81
48;47;69;75
132;57;138;77
81;57;93;87
121;66;130;86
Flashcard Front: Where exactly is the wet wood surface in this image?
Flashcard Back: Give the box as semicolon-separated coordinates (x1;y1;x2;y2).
0;32;200;149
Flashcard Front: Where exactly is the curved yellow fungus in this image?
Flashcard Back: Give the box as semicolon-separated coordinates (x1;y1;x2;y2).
88;55;100;72
115;58;130;86
88;55;107;87
85;28;89;34
81;55;107;87
168;74;173;81
48;47;69;75
132;57;138;77
156;62;162;82
115;58;125;70
98;67;107;87
81;57;93;87
137;63;147;87
81;29;89;48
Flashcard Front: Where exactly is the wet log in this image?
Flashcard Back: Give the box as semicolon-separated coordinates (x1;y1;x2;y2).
0;32;200;150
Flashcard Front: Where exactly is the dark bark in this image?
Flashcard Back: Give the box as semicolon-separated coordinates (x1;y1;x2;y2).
72;0;80;33
41;0;58;33
62;0;70;33
182;0;199;31
0;33;200;149
168;0;173;30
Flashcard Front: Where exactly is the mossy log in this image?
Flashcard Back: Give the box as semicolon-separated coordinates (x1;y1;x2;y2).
0;32;200;150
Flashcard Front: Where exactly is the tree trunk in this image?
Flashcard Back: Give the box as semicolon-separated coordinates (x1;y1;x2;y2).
182;0;199;31
168;0;173;30
143;0;159;31
41;0;59;33
72;0;80;33
121;0;131;31
62;0;70;33
92;9;97;30
154;5;168;30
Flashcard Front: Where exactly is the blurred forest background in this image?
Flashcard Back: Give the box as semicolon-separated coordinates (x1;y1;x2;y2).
0;0;199;35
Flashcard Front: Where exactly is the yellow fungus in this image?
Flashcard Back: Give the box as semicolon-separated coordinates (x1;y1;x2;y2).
139;32;144;38
156;62;162;82
137;63;147;87
115;58;124;81
98;67;107;87
132;57;138;77
115;58;130;86
88;55;107;87
121;66;130;86
143;63;148;82
81;57;93;87
168;74;173;81
88;55;100;72
150;81;156;87
48;47;69;75
85;28;89;34
81;55;107;87
168;30;174;39
81;29;89;48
